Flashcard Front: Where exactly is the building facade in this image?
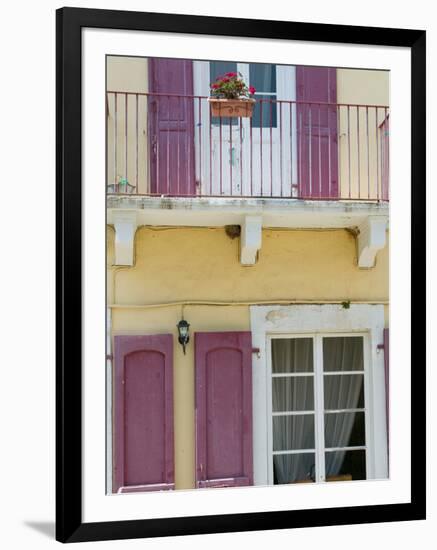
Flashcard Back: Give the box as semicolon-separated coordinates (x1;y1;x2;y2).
106;56;390;494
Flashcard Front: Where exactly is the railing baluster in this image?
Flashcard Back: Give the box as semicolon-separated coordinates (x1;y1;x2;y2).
209;102;213;196
383;107;390;200
166;95;170;195
366;106;370;200
125;93;128;187
198;97;202;197
318;103;322;198
337;104;340;199
298;110;302;199
290;101;293;198
177;96;181;196
347;105;351;199
219;115;222;196
309;104;312;198
356;106;361;199
260;99;263;196
376;107;380;201
135;93;138;192
156;96;159;195
270;98;273;197
279;101;283;197
250;108;253;197
240;116;243;196
187;96;191;197
114;93;117;189
229;116;232;196
328;104;332;198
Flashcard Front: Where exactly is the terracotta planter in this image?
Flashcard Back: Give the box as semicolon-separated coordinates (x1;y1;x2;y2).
208;97;256;118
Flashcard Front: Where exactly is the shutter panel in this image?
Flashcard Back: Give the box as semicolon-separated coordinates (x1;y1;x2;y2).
383;328;389;441
148;58;196;196
113;334;174;493
296;66;338;199
195;332;253;488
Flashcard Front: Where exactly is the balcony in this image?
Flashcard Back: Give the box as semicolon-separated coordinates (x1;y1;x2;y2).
106;92;389;267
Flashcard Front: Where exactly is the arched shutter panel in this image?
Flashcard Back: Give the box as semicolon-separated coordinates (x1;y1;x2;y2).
148;58;196;196
296;66;338;199
195;332;253;488
113;334;174;493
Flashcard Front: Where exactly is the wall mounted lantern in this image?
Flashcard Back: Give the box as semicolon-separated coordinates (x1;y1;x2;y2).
177;319;190;354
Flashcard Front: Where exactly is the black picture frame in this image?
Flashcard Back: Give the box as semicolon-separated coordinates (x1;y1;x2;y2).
56;7;426;543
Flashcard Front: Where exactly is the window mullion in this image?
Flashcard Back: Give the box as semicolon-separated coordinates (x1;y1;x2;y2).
314;334;326;482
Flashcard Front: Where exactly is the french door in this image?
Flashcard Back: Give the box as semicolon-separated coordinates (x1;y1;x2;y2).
269;334;370;484
194;61;296;197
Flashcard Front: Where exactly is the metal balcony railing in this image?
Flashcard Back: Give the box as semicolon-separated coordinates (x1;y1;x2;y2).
106;91;389;202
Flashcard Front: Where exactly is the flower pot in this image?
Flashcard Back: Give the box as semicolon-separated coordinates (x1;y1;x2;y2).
208;98;256;118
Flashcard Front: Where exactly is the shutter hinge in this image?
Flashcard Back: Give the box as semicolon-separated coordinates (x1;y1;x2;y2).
106;354;113;360
252;347;261;358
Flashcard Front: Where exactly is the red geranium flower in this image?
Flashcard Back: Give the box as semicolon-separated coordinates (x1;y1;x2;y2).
222;77;230;83
225;72;237;77
249;86;256;95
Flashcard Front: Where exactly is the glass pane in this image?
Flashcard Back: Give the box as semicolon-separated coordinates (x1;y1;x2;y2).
272;338;314;373
209;61;239;126
272;377;314;412
252;95;277;128
210;61;238;83
274;453;315;484
249;63;276;93
273;415;315;451
323;336;364;372
324;412;366;447
325;450;366;481
324;374;364;410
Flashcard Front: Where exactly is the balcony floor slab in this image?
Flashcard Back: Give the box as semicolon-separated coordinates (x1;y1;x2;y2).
107;195;389;230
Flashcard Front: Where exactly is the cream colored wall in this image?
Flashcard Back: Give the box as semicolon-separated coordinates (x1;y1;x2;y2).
108;226;389;489
106;56;149;193
337;69;389;200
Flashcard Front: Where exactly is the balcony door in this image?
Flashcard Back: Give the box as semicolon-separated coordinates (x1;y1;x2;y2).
194;61;296;197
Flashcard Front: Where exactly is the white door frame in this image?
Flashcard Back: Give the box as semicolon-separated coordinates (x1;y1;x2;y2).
249;304;388;486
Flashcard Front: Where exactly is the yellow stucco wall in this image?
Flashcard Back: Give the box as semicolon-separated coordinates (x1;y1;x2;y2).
106;56;150;193
337;69;389;199
108;226;389;489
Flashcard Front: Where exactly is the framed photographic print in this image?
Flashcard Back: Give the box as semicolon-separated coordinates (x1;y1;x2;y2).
56;7;426;543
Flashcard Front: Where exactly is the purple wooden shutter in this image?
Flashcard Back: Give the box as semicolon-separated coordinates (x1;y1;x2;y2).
383;328;389;442
296;67;338;199
148;58;196;196
113;334;174;493
195;332;253;488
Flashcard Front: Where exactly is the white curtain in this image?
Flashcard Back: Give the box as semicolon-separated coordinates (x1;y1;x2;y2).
271;337;364;483
323;337;364;477
272;338;315;483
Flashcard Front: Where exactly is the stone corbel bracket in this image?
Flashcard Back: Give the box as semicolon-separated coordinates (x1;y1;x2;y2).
240;215;262;266
113;210;138;266
357;215;388;268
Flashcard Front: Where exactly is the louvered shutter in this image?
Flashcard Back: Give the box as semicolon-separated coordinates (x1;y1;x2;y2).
296;66;338;199
148;58;196;196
